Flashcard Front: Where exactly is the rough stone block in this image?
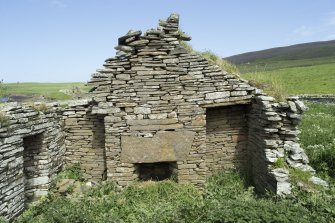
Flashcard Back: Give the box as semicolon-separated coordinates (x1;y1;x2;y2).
121;131;195;163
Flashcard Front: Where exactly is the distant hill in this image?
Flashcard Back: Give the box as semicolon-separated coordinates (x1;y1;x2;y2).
225;40;335;65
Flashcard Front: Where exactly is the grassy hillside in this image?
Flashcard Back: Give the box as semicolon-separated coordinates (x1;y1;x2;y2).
225;39;335;66
2;82;90;101
238;56;335;73
228;39;335;96
241;63;335;95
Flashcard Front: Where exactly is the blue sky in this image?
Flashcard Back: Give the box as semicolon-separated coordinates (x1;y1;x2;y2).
1;0;335;82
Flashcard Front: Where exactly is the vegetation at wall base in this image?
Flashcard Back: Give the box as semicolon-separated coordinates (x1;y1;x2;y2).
11;171;334;223
56;163;86;182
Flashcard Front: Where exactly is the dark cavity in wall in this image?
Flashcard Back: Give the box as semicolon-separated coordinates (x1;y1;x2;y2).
206;105;250;172
23;133;48;203
135;162;177;181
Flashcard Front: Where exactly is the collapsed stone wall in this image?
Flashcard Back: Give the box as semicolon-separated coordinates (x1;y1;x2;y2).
248;94;314;194
0;103;65;221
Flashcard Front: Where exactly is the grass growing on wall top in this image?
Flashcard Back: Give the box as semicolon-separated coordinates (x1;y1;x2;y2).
180;41;239;75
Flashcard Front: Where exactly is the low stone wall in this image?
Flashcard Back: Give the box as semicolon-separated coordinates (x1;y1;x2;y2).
0;103;65;221
298;94;335;104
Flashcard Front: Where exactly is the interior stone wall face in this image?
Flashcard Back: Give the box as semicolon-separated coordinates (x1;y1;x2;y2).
23;133;48;202
63;102;107;182
206;105;249;172
0;103;65;221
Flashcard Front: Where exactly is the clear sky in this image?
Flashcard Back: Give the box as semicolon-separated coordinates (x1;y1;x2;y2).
1;0;335;83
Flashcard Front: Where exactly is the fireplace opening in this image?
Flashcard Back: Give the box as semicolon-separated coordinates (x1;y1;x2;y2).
135;162;177;181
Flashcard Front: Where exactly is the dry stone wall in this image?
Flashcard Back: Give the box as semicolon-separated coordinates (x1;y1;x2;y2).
0;102;65;221
206;105;250;173
63;99;107;182
83;13;320;195
248;94;317;194
87;14;256;188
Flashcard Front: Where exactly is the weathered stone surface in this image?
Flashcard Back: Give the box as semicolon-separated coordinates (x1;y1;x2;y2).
126;118;178;126
121;131;195;163
134;107;151;114
205;92;230;100
309;176;329;187
0;103;65;221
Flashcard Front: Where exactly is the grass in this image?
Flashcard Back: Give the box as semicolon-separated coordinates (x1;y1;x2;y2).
180;41;239;75
12;171;335;223
299;103;335;179
2;82;90;100
238;56;335;73
242;63;335;95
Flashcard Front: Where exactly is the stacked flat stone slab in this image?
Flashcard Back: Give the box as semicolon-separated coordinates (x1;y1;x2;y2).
63;99;107;181
85;13;256;188
206;105;249;172
0;102;65;221
76;13;315;194
248;94;314;194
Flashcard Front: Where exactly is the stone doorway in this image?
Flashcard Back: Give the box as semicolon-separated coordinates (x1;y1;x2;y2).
23;133;49;203
206;105;249;172
135;162;177;181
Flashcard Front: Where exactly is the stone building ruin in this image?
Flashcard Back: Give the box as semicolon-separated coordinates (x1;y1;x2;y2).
1;14;318;221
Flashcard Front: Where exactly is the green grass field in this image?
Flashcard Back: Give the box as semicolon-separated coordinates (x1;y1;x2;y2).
2;82;91;100
300;103;335;179
241;62;335;95
238;56;335;73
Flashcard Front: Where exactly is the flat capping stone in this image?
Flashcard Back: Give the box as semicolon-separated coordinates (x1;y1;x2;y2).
120;131;195;163
201;99;251;108
135;162;177;181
